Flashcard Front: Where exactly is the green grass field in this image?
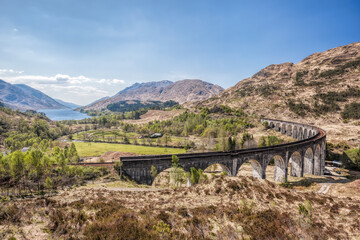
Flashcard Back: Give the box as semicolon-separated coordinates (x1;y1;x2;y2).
73;142;186;157
73;130;187;146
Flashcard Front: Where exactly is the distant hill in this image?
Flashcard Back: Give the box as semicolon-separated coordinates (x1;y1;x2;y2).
192;42;360;146
55;98;81;109
83;79;223;110
0;79;67;110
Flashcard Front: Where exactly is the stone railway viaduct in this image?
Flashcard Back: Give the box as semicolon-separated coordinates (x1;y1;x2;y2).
117;118;326;185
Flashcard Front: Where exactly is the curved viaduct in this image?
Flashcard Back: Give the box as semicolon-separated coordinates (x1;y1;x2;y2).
120;118;326;185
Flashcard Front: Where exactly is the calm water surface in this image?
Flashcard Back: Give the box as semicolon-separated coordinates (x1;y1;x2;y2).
38;109;89;121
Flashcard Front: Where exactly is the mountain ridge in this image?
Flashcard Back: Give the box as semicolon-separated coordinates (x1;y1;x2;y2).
0;79;67;110
83;79;223;110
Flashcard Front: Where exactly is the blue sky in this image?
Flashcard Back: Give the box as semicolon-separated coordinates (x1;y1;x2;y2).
0;0;359;105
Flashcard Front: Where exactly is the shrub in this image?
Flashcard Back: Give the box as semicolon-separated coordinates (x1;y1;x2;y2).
295;71;308;86
341;102;360;119
0;204;21;224
287;99;311;116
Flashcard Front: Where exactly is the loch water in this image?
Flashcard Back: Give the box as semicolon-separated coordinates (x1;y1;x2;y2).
38;109;89;121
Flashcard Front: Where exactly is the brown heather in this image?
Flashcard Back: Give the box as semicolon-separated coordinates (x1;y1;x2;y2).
1;176;359;239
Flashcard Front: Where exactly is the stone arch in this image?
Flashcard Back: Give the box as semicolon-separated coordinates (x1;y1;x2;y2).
308;130;312;138
151;164;188;186
237;159;263;179
204;163;231;175
289;151;302;177
314;144;321;175
298;127;303;140
281;123;287;134
287;125;293;137
265;155;286;182
275;123;281;131
304;147;314;174
303;129;308;139
293;126;298;139
269;121;275;128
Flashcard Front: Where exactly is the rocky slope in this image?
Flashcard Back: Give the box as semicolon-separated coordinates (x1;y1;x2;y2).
0;80;67;110
193;42;360;146
83;79;223;110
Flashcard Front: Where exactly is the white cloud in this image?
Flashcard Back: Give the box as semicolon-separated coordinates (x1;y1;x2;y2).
97;78;125;85
0;69;24;74
1;71;126;105
5;73;124;86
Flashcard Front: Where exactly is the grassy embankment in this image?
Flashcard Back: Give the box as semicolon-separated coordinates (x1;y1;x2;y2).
73;141;186;157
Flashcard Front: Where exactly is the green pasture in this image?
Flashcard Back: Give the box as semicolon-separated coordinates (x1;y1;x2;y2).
73;130;187;146
73;141;186;157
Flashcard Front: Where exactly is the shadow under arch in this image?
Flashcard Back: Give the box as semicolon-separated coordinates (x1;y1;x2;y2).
289;151;302;177
237;159;263;179
304;147;314;174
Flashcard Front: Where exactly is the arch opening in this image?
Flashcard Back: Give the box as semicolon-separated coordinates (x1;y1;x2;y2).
204;163;231;176
275;123;281;131
281;123;286;134
298;127;303;140
237;159;262;179
265;155;286;182
303;129;308;139
289;152;302;177
287;125;293;137
293;126;298;139
151;166;187;187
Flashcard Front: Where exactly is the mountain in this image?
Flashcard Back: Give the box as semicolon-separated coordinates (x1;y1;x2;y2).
0;80;67;110
55;98;81;109
83;79;223;110
193;42;360;146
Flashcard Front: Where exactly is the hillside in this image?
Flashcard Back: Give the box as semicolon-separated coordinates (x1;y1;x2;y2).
194;42;360;146
83;79;223;110
0;79;66;110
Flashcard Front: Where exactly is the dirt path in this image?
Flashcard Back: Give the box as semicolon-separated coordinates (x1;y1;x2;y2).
91;186;161;192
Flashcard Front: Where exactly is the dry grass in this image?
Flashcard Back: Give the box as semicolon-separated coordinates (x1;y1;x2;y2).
2;175;360;239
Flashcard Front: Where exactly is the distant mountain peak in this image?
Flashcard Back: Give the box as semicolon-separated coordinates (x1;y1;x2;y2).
83;79;223;110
